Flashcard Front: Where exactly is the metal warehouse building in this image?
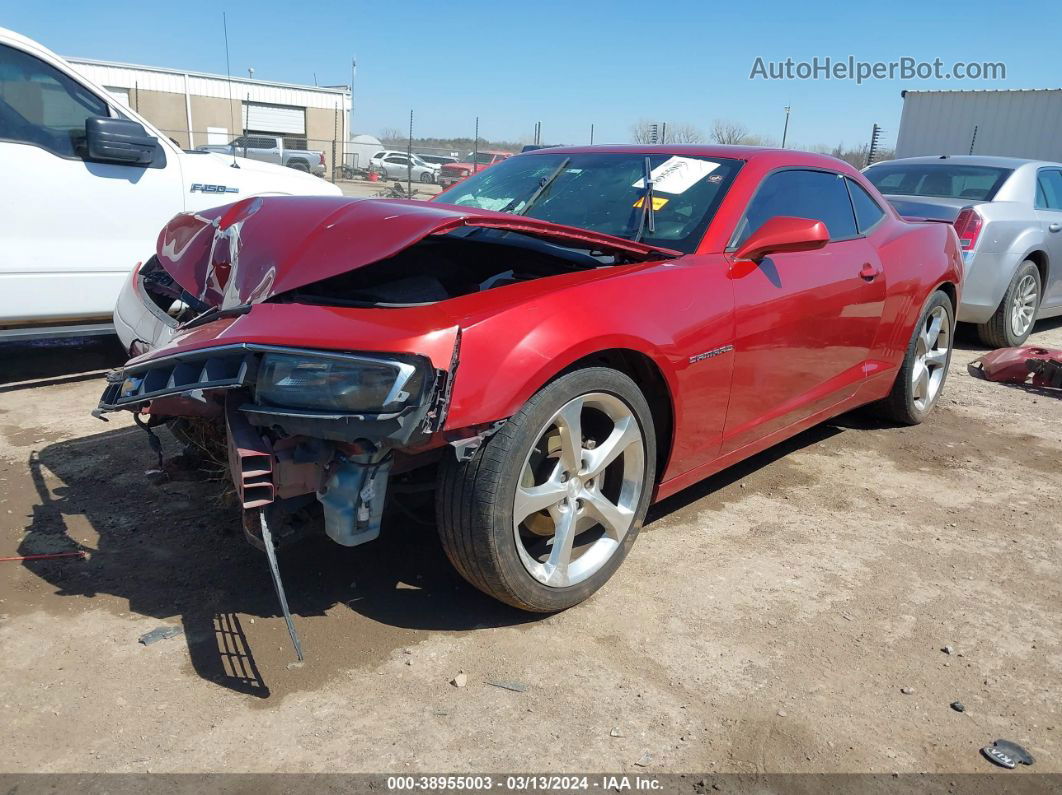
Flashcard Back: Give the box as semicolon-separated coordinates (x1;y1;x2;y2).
68;56;351;175
895;89;1062;162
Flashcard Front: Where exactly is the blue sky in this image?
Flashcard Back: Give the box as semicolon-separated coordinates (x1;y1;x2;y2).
6;0;1057;149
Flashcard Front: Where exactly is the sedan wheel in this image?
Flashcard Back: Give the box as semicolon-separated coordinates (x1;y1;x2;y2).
1009;273;1038;340
976;260;1041;348
437;367;656;612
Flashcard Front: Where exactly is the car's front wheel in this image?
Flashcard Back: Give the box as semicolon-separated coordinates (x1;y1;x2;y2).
437;367;656;612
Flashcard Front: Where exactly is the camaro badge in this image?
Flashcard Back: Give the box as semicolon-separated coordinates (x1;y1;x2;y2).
689;344;735;364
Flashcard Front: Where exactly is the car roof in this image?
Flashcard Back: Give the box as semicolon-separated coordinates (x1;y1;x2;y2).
870;154;1060;169
520;144;859;172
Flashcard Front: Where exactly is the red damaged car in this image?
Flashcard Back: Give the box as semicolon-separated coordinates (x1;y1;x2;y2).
99;145;962;623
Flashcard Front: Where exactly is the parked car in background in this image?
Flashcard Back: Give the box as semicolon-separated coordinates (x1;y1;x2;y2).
99;146;961;621
865;155;1062;347
416;153;458;166
369;150;439;183
0;26;341;343
437;149;513;188
198;134;326;176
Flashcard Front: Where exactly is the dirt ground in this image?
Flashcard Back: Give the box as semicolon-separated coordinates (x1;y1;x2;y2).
0;319;1059;775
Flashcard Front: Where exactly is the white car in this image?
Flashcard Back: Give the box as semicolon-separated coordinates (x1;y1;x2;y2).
0;27;342;344
369;150;439;183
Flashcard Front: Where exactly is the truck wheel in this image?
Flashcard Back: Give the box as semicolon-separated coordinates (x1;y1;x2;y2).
873;289;954;425
288;161;309;172
976;260;1041;348
436;368;656;612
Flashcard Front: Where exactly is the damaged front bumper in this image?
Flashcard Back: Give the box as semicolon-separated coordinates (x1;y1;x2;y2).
96;341;455;548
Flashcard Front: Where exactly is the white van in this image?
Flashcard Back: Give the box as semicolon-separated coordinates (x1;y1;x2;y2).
0;27;342;341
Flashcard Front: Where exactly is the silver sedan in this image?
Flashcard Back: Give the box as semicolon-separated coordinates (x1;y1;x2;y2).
865;155;1062;347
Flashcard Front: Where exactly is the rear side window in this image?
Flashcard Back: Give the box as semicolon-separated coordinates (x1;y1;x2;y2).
0;43;110;157
733;169;857;245
846;178;886;233
1036;169;1062;210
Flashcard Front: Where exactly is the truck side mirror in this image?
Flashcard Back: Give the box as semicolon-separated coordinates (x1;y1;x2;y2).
85;116;159;166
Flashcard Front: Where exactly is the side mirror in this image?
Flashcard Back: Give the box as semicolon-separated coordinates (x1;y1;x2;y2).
733;216;829;262
85;116;159;165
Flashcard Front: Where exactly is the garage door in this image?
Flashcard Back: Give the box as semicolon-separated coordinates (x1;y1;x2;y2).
244;103;305;135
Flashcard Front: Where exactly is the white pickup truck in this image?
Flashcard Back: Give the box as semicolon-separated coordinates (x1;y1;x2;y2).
197;134;327;176
0;27;341;342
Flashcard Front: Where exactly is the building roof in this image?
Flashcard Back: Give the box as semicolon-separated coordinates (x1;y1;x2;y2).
66;55;349;95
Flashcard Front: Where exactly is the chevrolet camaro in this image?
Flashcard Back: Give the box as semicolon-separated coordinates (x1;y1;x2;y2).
98;145;962;626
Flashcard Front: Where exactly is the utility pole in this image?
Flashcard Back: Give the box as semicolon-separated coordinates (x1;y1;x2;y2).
407;109;413;196
589;123;594;145
350;58;357;137
781;105;791;148
969;124;978;155
473;116;479;174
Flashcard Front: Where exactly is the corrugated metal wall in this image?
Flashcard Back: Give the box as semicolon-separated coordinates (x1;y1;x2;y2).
68;58;347;111
896;90;1062;161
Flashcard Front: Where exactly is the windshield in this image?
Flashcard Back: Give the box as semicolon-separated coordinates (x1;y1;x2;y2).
434;152;741;253
865;163;1012;201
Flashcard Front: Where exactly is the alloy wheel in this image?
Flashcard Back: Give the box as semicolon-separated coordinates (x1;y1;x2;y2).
513;393;646;588
1010;274;1038;339
911;305;950;412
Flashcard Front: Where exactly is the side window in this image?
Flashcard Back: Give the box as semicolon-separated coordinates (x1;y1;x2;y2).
0;43;110;158
734;169;858;246
846;178;886;233
372;151;385;160
1036;170;1062;211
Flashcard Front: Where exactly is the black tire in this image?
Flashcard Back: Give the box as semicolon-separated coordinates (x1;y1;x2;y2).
874;289;955;425
420;171;434;184
288;161;310;172
975;260;1041;348
436;367;656;612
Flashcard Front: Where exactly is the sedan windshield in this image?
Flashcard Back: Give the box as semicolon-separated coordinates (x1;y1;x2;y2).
864;163;1013;201
434;152;742;253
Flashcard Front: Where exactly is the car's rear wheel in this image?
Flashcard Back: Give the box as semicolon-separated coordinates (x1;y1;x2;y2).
976;260;1041;348
288;161;310;172
873;289;954;425
437;367;656;612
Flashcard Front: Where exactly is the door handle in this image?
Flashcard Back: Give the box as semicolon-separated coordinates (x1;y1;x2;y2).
1050;223;1061;233
859;263;880;281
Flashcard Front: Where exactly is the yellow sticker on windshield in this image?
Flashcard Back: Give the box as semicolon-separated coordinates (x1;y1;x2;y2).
633;196;669;210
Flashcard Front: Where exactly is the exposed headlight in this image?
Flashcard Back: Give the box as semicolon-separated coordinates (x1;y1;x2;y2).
256;352;427;413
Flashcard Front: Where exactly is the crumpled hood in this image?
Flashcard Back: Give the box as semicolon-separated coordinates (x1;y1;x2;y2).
155;196;680;309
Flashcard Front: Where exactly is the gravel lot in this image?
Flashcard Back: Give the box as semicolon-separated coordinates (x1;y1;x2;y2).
0;319;1059;775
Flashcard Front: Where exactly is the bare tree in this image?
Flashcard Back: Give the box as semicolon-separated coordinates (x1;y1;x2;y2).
379;127;403;144
711;119;751;145
629;119;659;144
666;123;705;144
